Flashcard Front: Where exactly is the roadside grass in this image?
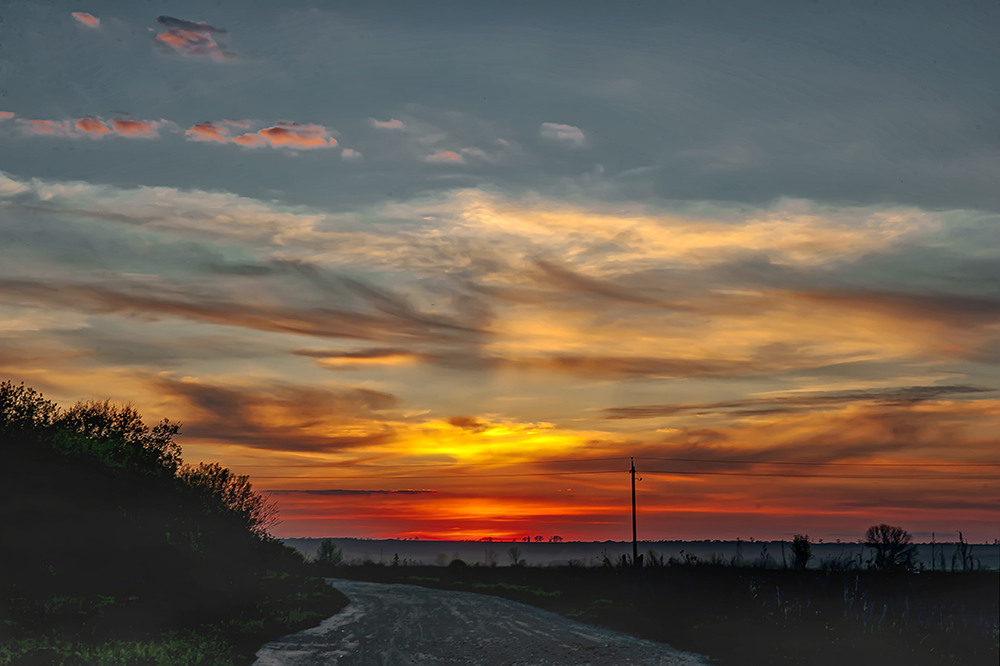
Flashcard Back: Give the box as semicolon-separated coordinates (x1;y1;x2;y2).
0;576;348;666
327;564;998;666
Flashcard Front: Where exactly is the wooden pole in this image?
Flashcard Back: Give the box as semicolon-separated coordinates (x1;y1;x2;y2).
631;457;638;565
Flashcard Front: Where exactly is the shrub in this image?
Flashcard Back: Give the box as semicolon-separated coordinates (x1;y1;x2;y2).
864;523;917;571
791;534;813;570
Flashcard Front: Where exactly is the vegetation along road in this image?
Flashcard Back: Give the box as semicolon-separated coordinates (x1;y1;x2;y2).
253;579;709;665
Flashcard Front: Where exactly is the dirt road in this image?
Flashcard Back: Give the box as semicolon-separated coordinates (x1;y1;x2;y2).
253;579;709;665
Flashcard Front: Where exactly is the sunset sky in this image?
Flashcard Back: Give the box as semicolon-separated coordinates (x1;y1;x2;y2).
2;0;998;543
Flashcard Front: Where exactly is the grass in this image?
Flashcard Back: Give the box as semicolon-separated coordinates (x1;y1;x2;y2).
0;576;348;665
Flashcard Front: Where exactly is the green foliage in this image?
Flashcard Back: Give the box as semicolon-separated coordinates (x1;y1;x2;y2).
55;400;182;476
0;380;346;664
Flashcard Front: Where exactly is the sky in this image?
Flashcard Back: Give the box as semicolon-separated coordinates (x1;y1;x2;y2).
1;0;998;543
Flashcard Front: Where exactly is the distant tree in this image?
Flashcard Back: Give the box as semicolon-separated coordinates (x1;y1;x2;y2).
507;546;525;567
534;535;544;542
180;462;278;537
315;539;344;566
550;535;563;543
791;534;813;570
864;524;917;571
522;536;530;543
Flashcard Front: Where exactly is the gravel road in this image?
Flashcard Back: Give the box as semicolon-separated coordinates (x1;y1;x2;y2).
253;578;710;665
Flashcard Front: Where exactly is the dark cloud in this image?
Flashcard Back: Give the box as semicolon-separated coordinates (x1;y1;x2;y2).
604;385;994;419
155;377;398;453
154;16;234;61
0;277;485;347
447;416;488;432
156;16;227;34
265;489;436;496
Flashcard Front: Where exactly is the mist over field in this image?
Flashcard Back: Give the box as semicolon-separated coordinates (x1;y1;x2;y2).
284;537;1000;571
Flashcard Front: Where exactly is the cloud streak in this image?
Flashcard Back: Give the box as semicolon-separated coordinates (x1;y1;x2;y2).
154;15;234;61
185;120;338;150
540;122;586;146
72;12;100;29
16;116;164;140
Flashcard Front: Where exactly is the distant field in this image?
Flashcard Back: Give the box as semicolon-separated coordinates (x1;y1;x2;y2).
283;537;1000;570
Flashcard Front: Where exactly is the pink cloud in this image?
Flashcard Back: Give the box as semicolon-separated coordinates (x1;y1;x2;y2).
155;30;231;60
16;116;163;140
154;17;234;61
371;118;404;130
341;148;363;160
185;121;231;143
72;12;100;28
75;117;112;138
424;150;464;164
111;118;161;138
232;122;337;150
18;120;73;137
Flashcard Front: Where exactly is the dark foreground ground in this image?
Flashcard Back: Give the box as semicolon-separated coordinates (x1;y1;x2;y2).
321;564;998;666
255;579;708;665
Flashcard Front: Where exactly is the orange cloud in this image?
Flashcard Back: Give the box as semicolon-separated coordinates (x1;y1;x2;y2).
18;120;73;137
155;28;233;61
111;118;161;138
185;121;231;143
425;150;464;164
16;116;163;140
72;12;100;28
341;148;362;160
371;118;404;130
74;117;112;138
232;122;337;150
0;112;14;121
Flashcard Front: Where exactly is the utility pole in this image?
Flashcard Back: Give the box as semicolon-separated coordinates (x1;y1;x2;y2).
630;457;638;565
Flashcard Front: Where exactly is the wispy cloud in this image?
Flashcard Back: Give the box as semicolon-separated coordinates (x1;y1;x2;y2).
267;489;436;496
603;385;995;419
424;149;464;164
370;118;404;130
155;376;399;454
540;122;586;146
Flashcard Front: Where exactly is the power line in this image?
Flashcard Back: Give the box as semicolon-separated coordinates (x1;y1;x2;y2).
252;468;996;481
640;469;999;480
636;456;1000;468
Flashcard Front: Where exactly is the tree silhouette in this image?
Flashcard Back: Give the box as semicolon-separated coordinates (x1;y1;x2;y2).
56;400;181;475
791;534;813;570
180;461;278;537
315;539;344;566
507;546;525;566
864;523;917;571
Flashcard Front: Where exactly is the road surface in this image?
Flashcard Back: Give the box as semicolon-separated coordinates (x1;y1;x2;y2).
254;578;710;665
